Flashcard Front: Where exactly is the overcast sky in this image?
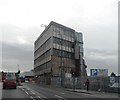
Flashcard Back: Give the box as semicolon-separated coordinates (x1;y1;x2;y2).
0;0;118;75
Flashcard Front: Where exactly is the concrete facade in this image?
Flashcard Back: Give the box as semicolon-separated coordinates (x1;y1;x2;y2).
34;21;87;79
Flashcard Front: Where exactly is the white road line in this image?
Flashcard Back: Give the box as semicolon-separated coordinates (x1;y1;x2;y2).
24;85;47;98
30;96;35;100
61;92;65;94
38;96;45;100
37;96;41;98
27;88;30;90
30;91;35;94
18;86;25;91
22;88;24;91
82;93;90;95
40;86;66;96
17;86;21;88
55;95;63;98
25;91;29;95
18;86;43;100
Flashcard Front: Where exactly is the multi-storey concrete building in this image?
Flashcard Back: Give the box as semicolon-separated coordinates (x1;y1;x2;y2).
34;21;87;80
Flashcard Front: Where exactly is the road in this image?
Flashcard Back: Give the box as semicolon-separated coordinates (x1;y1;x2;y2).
1;82;119;100
2;86;31;99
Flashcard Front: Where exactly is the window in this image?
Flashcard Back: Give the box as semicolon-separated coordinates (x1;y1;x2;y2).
62;51;65;57
52;26;56;32
63;29;66;35
68;52;70;58
53;37;63;45
71;53;74;59
58;28;60;33
69;32;72;37
66;31;68;36
71;32;74;38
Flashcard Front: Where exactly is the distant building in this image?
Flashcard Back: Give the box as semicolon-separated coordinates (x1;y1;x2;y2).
20;70;34;78
34;21;87;79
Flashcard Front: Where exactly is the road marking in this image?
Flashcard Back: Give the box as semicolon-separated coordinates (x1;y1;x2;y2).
37;96;41;98
82;93;90;95
17;86;22;88
36;86;66;96
24;85;47;98
37;96;45;100
55;95;63;98
18;86;43;100
30;96;35;100
25;91;29;95
30;91;35;94
22;88;24;91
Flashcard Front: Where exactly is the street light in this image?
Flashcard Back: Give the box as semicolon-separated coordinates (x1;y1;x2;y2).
41;24;47;28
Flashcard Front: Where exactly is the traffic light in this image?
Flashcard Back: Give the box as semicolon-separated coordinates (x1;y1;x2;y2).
15;70;20;77
17;70;20;76
17;70;20;74
15;70;20;83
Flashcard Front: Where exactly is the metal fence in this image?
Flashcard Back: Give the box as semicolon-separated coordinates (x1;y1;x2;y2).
35;76;119;93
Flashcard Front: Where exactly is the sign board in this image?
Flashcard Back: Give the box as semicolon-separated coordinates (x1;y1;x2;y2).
90;69;108;76
110;77;115;83
90;69;98;76
97;69;108;76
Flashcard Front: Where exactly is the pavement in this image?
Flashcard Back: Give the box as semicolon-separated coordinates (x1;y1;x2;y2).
66;88;94;94
31;82;118;97
65;88;118;98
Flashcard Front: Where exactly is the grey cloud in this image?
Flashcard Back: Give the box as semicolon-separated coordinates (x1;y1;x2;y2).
1;24;42;44
2;41;33;61
85;48;118;57
84;48;118;75
1;24;43;72
2;41;34;72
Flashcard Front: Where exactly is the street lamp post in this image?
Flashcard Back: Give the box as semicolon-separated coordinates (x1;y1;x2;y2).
73;72;75;91
41;24;47;28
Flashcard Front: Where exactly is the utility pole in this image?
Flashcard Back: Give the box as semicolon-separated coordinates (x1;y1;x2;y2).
16;64;20;85
73;72;75;91
18;64;19;71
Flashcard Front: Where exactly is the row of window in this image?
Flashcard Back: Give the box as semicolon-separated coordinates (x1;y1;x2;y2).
52;25;74;38
34;61;51;72
53;37;74;48
35;38;51;57
53;48;74;59
35;26;51;49
34;49;51;65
